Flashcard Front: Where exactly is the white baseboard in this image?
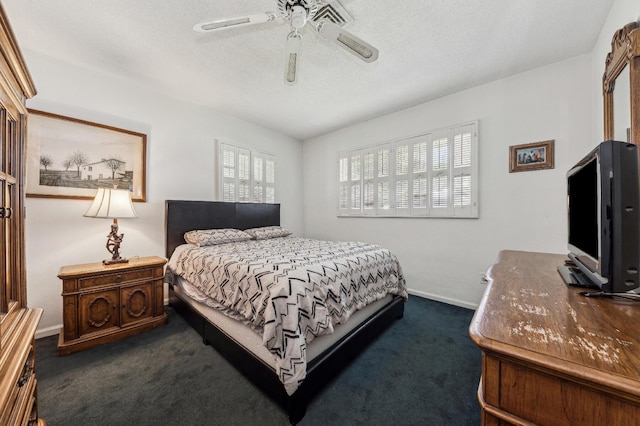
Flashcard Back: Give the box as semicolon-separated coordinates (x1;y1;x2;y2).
36;325;61;340
407;288;478;310
36;292;475;339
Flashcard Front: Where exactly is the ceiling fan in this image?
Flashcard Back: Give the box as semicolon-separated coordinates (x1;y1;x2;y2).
193;0;379;85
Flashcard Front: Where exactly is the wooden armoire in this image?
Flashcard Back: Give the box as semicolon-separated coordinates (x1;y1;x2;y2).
0;4;42;426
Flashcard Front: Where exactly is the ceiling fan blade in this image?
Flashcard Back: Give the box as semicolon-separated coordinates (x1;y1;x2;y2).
193;12;279;33
284;32;303;85
316;20;378;63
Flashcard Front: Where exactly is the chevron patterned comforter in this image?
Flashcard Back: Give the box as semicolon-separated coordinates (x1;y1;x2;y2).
165;236;407;395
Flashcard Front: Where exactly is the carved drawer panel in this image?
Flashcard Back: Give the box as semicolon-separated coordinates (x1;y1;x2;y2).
79;289;119;336
121;282;153;326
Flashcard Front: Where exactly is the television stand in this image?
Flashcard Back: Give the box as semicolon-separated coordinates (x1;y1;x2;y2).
557;264;597;288
578;290;612;297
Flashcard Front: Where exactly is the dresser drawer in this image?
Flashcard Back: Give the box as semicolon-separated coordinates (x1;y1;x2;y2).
79;267;155;290
0;343;37;426
7;376;36;426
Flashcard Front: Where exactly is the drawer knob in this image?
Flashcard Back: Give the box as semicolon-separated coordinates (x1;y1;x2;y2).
18;361;30;387
115;274;123;283
0;207;12;219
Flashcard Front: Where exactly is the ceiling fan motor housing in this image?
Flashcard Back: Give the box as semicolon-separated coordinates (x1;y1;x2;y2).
290;6;307;28
278;0;319;22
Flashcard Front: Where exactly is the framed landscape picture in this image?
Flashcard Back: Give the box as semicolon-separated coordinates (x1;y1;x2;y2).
509;140;555;173
26;110;147;201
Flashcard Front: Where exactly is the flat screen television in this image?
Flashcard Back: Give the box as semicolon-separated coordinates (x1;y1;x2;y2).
560;140;640;293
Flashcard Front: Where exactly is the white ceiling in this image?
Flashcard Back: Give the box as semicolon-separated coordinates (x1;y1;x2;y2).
3;0;614;140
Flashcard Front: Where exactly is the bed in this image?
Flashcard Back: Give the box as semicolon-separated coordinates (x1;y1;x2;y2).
164;200;406;424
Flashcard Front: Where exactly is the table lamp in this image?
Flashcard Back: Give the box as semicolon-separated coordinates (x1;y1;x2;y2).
84;187;137;264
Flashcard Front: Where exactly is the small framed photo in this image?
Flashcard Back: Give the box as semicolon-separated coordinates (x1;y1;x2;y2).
26;109;147;201
509;140;555;173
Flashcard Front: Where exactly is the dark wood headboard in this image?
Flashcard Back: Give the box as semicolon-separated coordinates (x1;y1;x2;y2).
164;200;280;258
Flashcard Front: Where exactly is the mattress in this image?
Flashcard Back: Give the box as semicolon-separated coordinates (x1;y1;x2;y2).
172;278;395;368
166;235;407;394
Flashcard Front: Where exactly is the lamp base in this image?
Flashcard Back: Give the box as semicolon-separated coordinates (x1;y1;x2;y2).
104;218;128;265
103;257;129;265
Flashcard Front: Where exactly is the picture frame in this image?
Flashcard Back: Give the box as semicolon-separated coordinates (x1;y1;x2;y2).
509;140;555;173
26;109;147;201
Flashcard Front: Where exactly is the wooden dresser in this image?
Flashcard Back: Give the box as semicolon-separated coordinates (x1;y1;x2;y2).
469;250;640;425
0;4;43;426
57;256;167;356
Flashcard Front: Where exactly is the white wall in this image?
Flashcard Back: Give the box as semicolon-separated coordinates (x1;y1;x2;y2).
302;54;594;308
24;51;303;337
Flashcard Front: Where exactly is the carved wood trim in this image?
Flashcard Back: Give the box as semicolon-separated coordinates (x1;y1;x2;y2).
124;289;148;318
603;22;640;143
0;4;36;100
87;296;115;328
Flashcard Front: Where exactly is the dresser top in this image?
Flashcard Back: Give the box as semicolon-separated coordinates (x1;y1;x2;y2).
470;250;640;395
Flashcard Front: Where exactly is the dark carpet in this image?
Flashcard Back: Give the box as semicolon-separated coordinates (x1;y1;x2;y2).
35;296;482;425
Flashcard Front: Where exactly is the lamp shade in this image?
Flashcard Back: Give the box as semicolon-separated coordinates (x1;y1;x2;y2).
84;187;137;219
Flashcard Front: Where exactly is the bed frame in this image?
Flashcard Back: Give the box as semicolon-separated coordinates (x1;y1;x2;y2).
165;200;405;424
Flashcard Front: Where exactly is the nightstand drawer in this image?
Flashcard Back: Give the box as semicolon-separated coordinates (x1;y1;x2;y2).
79;267;155;290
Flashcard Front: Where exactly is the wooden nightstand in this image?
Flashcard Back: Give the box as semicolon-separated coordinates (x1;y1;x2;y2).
57;256;167;356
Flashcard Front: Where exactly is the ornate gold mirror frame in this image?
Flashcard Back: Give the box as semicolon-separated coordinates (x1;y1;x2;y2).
603;22;640;144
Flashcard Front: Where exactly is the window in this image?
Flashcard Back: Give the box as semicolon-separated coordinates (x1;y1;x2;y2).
219;142;276;203
337;121;478;218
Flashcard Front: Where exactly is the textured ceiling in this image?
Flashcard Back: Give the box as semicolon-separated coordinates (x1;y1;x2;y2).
3;0;614;140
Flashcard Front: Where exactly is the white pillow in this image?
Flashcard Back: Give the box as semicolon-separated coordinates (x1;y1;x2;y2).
184;228;252;247
244;226;292;240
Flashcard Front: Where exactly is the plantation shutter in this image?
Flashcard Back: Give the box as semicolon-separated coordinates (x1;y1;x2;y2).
430;135;450;216
264;155;276;203
452;124;476;216
350;153;362;212
336;121;477;218
338;154;350;214
394;142;410;216
362;150;376;215
221;143;238;202
237;148;251;202
410;136;428;216
376;145;392;215
253;154;264;202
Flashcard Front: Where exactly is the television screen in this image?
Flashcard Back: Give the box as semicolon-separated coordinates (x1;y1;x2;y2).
562;140;640;294
567;157;598;261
